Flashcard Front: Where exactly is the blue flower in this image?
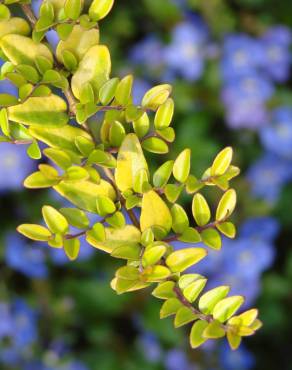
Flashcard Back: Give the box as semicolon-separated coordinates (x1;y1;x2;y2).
221;34;264;80
130;35;165;74
222;238;275;280
0;299;38;366
219;342;255;370
5;234;48;279
0;303;14;339
0;143;34;191
164;349;194;370
138;332;162;363
132;78;152;105
239;217;280;243
260;107;292;159
247;152;292;203
164;19;208;81
260;26;291;82
0;78;18;96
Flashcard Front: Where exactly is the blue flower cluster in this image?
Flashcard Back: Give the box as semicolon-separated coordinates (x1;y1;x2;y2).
0;299;88;370
221;27;291;129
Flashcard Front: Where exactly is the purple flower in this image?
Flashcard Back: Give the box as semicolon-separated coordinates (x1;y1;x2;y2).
260;26;291;82
219;342;255;370
247;152;292;203
5;234;48;279
0;78;18;96
0;143;34;191
221;34;264;80
260;107;292;159
164;19;208;81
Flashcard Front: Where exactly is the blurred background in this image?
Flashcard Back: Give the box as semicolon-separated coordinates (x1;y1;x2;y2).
1;0;292;369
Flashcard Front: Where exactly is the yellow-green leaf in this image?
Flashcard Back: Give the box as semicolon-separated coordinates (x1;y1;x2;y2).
192;193;211;226
203;320;225;339
115;133;148;192
216;189;237;221
213;296;245;323
211;147;233;177
0;17;30;39
166;248;207;273
89;0;114;21
199;286;230;315
140;190;172;237
190;320;208;349
173;148;191;183
17;224;51;241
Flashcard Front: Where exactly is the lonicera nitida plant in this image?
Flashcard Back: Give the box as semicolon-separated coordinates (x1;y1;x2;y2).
0;0;261;351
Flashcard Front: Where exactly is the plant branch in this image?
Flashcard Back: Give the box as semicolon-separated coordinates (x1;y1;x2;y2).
21;3;37;26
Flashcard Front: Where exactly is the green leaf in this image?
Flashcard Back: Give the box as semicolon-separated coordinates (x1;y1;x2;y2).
166;248;207;273
106;211;125;228
75;135;95;157
178;227;201;243
178;274;203;290
186;175;204;194
211;147;233;177
62;49;78;71
174;307;198;328
8;95;68;127
109;121;126;147
154;98;174;129
171;204;189;234
156;127;175;143
133;168;149;194
160;298;182;319
87;225;141;253
72;44;111;100
24;171;60;188
152;281;176;300
115;133;148;192
27;140;41;160
16;64;39;84
89;0;114;21
0;4;10;21
35;55;53;74
142;242;167;267
48;233;63;248
133;112;150;138
116;265;139;280
142;84;172;110
192;193;211;227
44;147;73;170
79;82;95;104
173;149;191;183
56;25;100;63
227;330;241;350
153;160;174;188
213;296;245;323
86;222;105;245
125;105;143;122
64;0;83;20
59;207;89;229
199;286;230;315
141;228;154;247
64;238;80;260
0;93;18;106
190;320;208;349
111;244;140;260
201;228;221;250
216;189;237;221
42;205;69;234
0;108;9;137
115;74;133;105
140;190;172;238
17;224;52;241
0;34;53;66
38;164;59;179
142;265;171;282
203;320;225;339
54;179;116;213
183;278;207;303
217;222;236;238
56;24;74;40
29;125;92;154
0;17;30;38
66;166;89;181
99;77;119;105
96;195;116;216
142;137;169;154
164;184;183;203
